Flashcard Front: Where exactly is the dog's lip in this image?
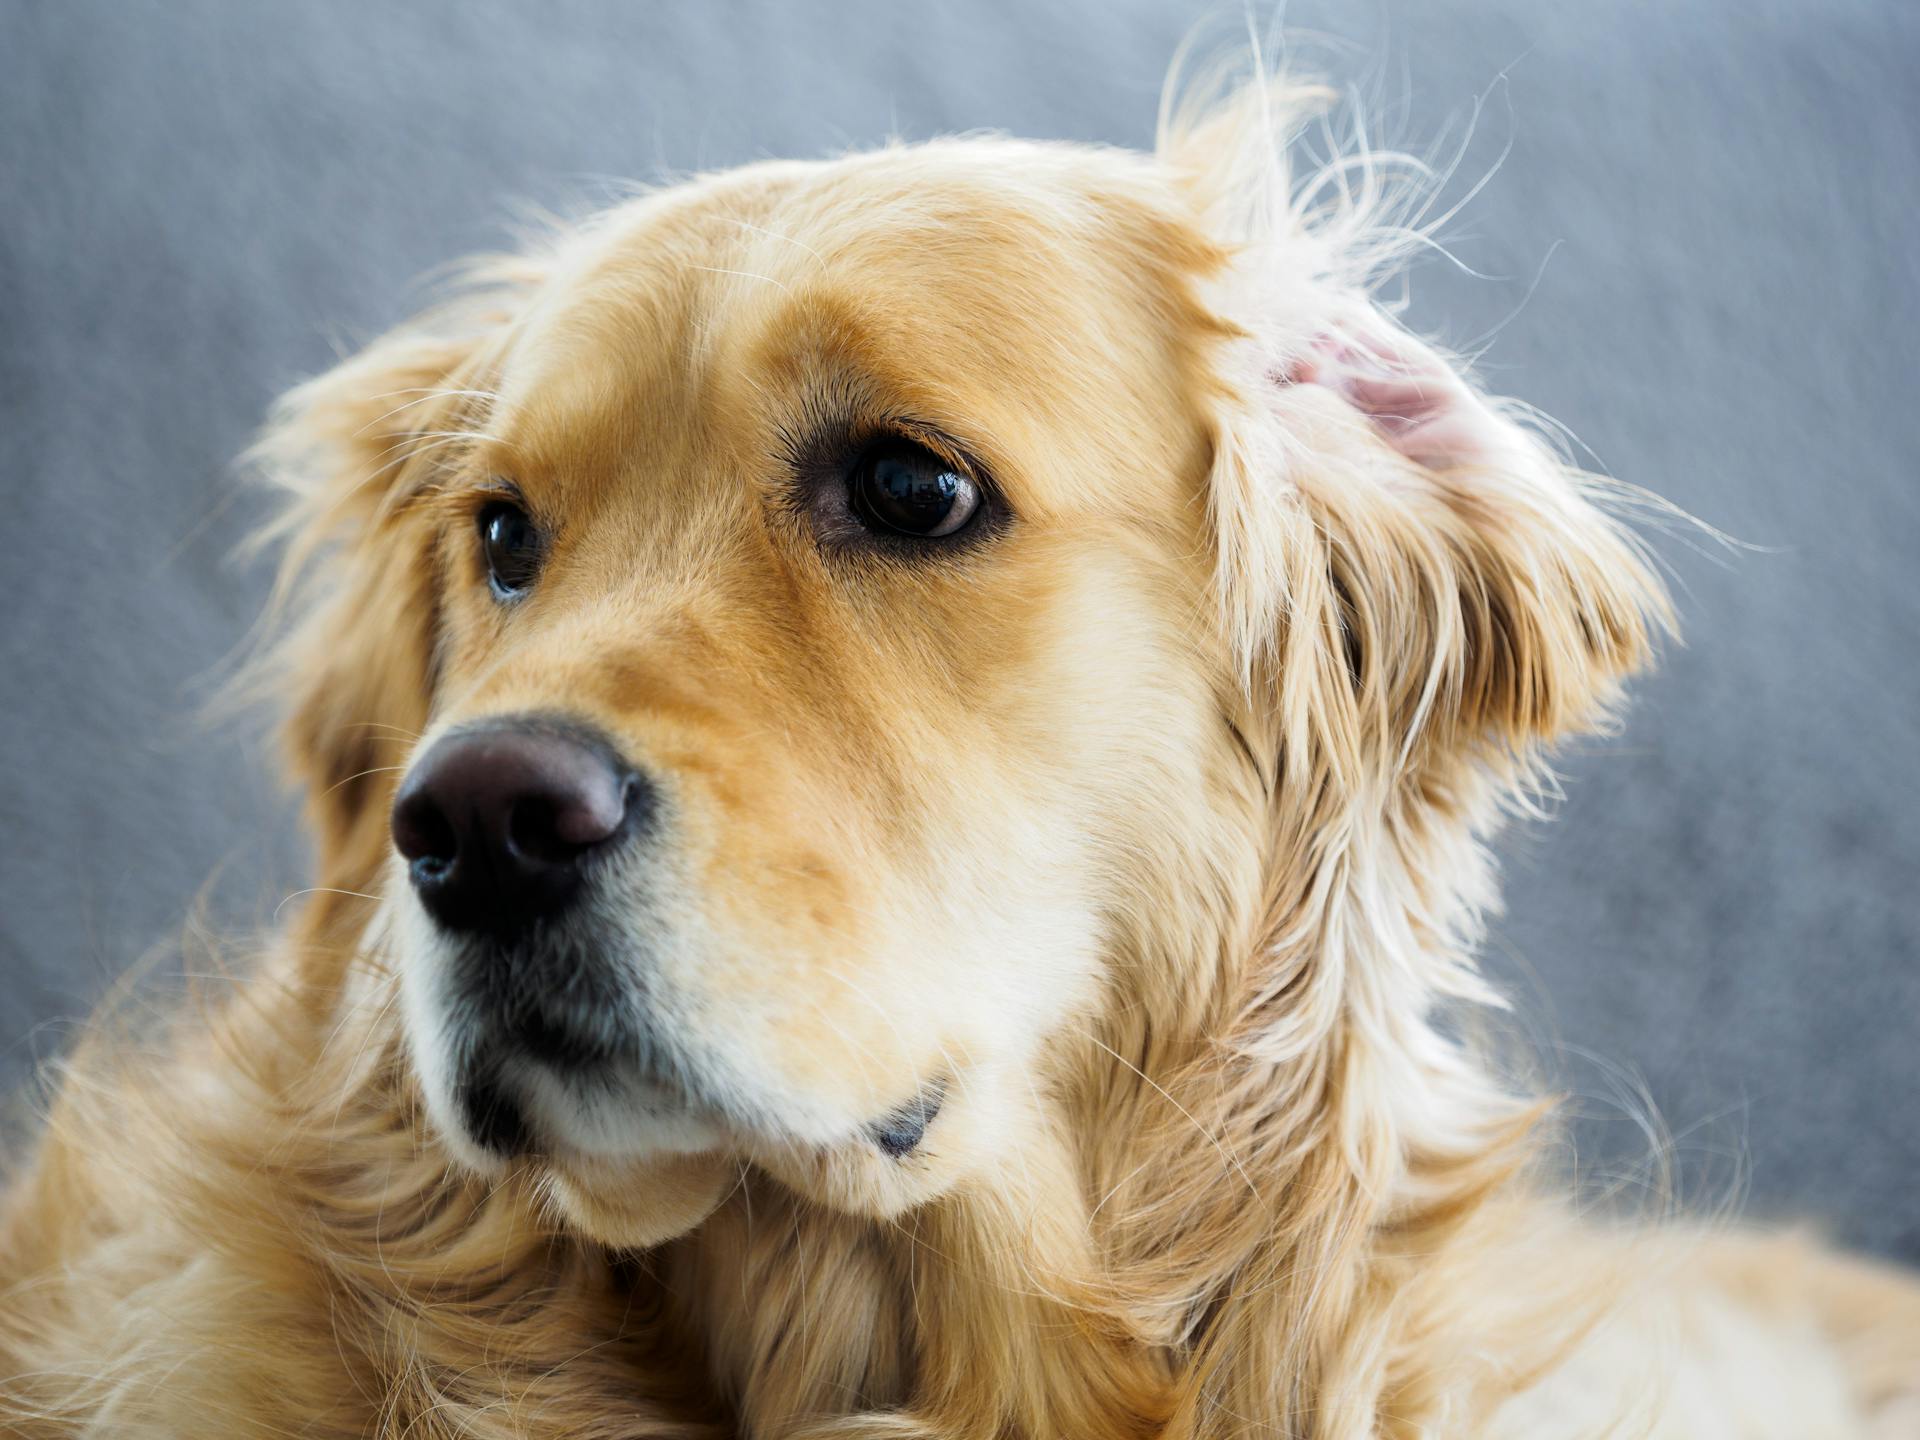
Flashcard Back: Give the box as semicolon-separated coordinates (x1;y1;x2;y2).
866;1077;947;1158
472;1053;730;1162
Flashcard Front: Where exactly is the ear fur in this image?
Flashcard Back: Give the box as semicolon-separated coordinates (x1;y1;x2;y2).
1164;78;1672;788
247;263;542;894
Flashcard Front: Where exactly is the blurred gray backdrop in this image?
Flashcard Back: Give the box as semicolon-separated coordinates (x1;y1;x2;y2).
2;1;1915;1259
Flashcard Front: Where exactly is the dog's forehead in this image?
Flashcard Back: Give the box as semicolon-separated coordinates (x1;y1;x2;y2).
487;144;1224;518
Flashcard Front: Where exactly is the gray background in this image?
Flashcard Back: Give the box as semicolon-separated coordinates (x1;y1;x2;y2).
2;2;1914;1260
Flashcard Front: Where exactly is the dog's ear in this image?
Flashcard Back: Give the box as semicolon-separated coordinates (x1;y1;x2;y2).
1165;82;1670;784
249;265;541;891
1217;315;1668;776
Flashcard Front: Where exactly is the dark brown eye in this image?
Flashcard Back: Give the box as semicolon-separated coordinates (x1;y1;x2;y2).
478;501;543;599
847;440;981;538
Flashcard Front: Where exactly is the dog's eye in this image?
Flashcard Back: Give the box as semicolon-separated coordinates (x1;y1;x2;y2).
478;501;544;599
847;440;981;539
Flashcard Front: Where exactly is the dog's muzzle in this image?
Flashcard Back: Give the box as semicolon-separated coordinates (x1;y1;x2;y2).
391;714;677;1139
392;712;947;1164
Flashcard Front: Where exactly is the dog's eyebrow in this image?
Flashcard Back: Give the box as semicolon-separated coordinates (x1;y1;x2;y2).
767;367;874;471
353;387;505;439
765;363;995;478
773;401;994;507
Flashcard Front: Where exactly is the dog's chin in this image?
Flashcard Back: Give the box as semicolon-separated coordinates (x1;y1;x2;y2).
412;1057;735;1245
513;1062;732;1160
540;1096;970;1247
542;1148;737;1249
415;1048;726;1173
431;1081;968;1245
412;1034;969;1242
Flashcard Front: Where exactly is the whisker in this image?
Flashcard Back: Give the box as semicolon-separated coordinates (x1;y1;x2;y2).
340;721;425;743
320;764;408;799
272;887;383;922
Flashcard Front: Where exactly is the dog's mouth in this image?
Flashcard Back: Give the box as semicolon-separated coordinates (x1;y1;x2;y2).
453;1052;727;1161
404;882;958;1179
457;1064;949;1174
442;1001;951;1169
865;1078;947;1158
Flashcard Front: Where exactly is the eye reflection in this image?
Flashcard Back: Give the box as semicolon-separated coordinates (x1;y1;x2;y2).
847;441;981;538
478;500;544;598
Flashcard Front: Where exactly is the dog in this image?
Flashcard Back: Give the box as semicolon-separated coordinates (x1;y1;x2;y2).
2;62;1916;1439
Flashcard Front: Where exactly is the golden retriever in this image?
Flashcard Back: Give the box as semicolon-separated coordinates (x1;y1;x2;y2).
2;61;1916;1439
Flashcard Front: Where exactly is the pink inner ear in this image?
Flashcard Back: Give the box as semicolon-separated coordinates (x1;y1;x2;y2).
1282;324;1515;472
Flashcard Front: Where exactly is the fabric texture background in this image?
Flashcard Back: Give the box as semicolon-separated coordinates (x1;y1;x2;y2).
1;1;1914;1259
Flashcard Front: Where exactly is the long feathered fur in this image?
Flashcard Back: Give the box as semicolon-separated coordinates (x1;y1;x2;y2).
4;52;1915;1440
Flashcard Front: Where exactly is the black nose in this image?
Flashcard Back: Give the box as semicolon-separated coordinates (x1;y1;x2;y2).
391;717;645;935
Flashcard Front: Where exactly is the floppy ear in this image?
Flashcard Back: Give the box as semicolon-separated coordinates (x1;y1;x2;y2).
249;266;540;894
1166;82;1670;786
1239;315;1667;776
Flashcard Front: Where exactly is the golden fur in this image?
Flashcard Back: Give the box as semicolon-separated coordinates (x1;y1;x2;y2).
3;63;1917;1439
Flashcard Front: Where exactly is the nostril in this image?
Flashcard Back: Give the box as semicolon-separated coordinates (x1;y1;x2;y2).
511;771;637;865
392;790;459;868
506;796;582;866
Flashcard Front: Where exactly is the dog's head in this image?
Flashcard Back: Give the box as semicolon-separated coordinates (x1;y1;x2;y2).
257;81;1665;1248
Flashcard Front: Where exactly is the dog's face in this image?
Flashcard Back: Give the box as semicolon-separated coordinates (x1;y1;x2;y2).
269;117;1660;1245
323;145;1243;1232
